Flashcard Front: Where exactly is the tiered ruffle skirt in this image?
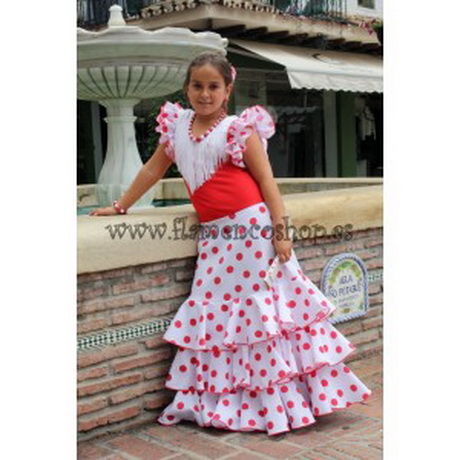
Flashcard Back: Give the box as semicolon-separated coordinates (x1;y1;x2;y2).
157;202;372;435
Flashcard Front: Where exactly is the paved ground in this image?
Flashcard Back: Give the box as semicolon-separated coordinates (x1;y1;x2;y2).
78;353;383;459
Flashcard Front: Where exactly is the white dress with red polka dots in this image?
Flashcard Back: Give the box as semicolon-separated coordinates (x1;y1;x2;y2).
155;102;372;436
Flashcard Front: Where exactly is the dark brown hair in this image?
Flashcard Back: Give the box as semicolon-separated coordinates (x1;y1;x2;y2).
183;52;233;111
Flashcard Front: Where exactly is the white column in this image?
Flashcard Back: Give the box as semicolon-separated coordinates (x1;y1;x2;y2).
96;99;155;208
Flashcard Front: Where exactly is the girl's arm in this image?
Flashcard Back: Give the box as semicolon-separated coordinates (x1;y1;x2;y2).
242;131;293;263
90;142;173;216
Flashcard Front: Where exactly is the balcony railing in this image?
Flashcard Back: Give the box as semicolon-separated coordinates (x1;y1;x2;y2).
77;0;149;28
77;0;347;29
269;0;347;22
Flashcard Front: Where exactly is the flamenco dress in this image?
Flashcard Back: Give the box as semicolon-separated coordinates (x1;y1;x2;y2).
155;102;372;435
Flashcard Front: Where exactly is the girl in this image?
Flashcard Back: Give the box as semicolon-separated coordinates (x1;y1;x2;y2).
90;52;372;436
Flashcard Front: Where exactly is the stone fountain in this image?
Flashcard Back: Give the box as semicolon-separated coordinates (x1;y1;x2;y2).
77;5;227;208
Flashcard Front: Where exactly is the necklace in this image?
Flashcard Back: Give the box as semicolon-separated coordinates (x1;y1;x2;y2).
188;109;227;143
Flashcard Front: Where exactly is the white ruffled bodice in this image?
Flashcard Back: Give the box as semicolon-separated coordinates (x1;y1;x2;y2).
155;102;275;194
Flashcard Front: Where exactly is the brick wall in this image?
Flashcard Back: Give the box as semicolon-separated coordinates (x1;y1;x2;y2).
77;227;383;440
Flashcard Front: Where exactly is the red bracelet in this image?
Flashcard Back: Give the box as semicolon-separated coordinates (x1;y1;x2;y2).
112;200;127;215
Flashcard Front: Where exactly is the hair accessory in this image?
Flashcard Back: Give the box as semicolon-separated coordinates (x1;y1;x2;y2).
112;200;127;215
230;65;237;82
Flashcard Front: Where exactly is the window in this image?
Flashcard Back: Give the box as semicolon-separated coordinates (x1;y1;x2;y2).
358;0;375;9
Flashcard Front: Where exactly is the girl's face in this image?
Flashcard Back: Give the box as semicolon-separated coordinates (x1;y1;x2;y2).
185;64;232;117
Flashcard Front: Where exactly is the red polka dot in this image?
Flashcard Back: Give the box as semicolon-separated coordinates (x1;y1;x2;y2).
337;389;344;397
255;251;262;258
236;253;243;261
267;421;274;429
177;402;184;409
205;291;212;299
242;403;249;410
214;277;221;284
190;318;197;326
336;346;343;353
287;400;294;408
261;315;269;322
248;419;256;426
245;240;253;248
363;392;370;400
243;270;250;278
277;405;283;413
330;331;338;338
321;379;329;387
281;385;289;393
207;313;214;320
331;399;338;406
174;321;182;328
350;384;358;392
331;370;338;377
184;336;191;343
179;365;187;372
302;416;310;424
319;393;326;401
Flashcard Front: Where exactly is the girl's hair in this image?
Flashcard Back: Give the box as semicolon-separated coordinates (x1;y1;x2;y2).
183;52;233;112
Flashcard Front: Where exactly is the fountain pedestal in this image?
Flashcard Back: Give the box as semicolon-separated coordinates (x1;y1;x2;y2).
96;99;152;207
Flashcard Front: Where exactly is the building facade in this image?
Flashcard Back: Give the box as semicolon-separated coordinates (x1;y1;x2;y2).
77;0;383;184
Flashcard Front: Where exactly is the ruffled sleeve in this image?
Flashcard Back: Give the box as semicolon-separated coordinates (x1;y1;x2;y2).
154;101;184;161
226;105;275;168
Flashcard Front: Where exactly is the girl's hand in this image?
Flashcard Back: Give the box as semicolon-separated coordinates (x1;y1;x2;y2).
89;206;119;217
273;236;293;264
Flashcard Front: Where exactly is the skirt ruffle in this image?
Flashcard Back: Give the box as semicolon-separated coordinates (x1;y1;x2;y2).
157;202;372;435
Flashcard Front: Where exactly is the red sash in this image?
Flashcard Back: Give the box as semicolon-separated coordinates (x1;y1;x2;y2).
184;160;264;223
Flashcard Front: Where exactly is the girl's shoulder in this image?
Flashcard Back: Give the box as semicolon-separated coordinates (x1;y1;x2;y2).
156;101;192;126
226;105;276;168
228;105;276;141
